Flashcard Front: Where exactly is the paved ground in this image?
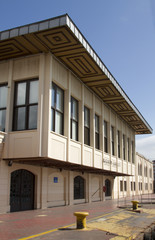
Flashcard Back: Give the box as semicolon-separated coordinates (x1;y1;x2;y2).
0;198;155;240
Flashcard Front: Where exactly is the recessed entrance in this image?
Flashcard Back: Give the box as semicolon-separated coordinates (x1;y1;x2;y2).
74;176;85;200
10;169;34;212
105;179;111;197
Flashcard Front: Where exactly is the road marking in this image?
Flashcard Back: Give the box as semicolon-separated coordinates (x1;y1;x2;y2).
18;209;123;240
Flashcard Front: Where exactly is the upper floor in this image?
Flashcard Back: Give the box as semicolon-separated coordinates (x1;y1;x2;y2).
0;14;152;176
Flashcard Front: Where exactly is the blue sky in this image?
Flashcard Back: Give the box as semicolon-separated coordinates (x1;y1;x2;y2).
1;0;155;159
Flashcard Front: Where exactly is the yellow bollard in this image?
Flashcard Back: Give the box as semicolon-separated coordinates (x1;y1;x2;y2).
74;212;89;229
131;200;139;210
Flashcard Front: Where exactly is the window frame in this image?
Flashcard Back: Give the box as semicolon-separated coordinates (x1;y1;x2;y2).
0;83;8;132
13;79;38;131
70;96;78;141
51;83;64;135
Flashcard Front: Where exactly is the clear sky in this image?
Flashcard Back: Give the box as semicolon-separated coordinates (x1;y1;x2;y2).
1;0;155;160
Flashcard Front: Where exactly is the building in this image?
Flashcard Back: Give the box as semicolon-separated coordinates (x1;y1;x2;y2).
0;14;153;213
152;160;155;193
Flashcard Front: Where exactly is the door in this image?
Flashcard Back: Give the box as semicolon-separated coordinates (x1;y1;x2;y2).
105;179;111;197
74;176;85;200
10;169;34;212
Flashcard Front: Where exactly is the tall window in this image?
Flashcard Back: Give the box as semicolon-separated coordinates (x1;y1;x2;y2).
95;114;99;149
120;180;123;191
123;134;126;160
104;120;108;153
111;126;115;155
124;181;127;191
13;79;38;131
131;141;135;163
0;84;7;132
84;106;90;146
127;138;130;162
51;83;64;135
117;130;121;158
70;97;78;141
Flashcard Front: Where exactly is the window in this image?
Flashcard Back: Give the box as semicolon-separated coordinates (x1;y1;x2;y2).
120;180;123;191
84;106;90;145
105;179;111;197
131;182;133;191
51;83;64;135
95;114;99;149
0;84;7;132
70;97;78;141
140;164;142;176
74;176;85;200
124;181;127;191
134;182;136;191
131;141;135;163
111;126;115;155
150;183;152;190
150;168;152;178
117;130;121;158
104;121;108;153
127;138;130;162
123;134;126;160
145;183;148;190
13;80;38;131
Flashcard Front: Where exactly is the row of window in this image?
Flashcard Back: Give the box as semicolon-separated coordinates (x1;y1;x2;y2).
138;164;152;178
120;180;136;192
120;181;152;192
0;81;134;161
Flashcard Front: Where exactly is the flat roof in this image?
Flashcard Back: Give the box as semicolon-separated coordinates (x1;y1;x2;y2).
0;14;152;134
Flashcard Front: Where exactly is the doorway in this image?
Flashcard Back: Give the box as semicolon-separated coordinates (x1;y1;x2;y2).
10;169;35;212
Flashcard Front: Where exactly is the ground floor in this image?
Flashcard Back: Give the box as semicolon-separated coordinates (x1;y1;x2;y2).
0;159;153;213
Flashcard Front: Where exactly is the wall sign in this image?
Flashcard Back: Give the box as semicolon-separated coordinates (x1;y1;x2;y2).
54;177;58;183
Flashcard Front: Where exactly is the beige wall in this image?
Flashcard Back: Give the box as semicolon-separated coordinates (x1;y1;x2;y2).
0;53;152;213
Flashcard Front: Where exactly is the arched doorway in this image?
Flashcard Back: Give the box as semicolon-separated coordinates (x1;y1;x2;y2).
10;169;35;212
74;176;85;200
105;179;111;197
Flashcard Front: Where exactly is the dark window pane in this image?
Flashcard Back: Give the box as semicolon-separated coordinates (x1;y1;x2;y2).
29;81;38;104
51;109;54;131
16;82;26;106
0;109;6;131
0;85;7;108
16;107;26;130
28;105;38;129
84;127;90;145
55;111;63;134
95;132;99;149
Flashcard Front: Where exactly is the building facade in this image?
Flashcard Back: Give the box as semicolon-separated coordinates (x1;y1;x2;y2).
0;14;153;213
